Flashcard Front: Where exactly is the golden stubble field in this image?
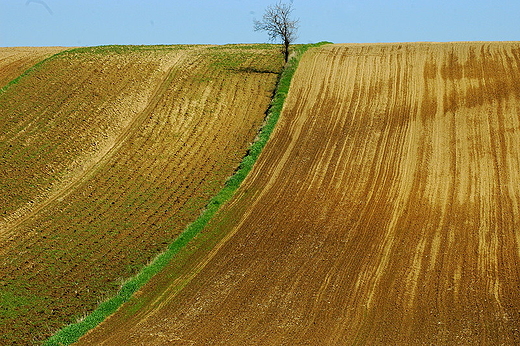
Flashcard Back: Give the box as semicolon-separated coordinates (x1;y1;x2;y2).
79;42;520;345
0;44;283;344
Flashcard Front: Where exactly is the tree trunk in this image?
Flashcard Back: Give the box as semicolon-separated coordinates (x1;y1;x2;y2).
284;40;290;63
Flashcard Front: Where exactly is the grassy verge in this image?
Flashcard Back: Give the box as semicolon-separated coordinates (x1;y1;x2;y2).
43;41;331;346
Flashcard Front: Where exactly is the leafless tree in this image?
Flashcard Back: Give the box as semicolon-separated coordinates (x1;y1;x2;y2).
254;1;299;63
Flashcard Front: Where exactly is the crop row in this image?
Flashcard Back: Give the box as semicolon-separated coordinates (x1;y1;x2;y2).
0;44;283;344
76;42;520;345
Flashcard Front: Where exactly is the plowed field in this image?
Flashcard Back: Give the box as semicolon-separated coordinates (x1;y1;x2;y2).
79;42;520;345
0;44;283;344
0;47;66;88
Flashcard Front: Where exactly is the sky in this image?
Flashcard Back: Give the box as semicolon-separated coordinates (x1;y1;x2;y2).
1;0;520;47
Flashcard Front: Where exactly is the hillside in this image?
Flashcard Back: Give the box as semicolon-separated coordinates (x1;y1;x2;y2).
0;44;283;344
78;42;520;345
0;47;66;88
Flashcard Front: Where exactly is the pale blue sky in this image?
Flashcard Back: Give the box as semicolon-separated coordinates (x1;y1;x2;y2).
1;0;520;47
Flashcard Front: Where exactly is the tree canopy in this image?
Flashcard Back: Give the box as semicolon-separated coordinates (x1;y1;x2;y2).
254;1;299;63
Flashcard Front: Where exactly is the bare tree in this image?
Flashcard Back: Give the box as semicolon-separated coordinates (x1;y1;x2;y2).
254;1;299;63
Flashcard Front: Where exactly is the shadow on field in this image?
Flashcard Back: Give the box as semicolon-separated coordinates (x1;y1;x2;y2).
231;66;279;74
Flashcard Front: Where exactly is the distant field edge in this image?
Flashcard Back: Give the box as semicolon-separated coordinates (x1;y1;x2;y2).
43;41;332;346
0;48;75;94
0;45;183;94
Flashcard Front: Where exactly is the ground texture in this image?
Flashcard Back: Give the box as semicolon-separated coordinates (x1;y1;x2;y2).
79;42;520;345
0;44;282;344
0;47;66;88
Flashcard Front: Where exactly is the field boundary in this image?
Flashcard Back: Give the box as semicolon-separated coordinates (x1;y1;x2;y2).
0;45;185;95
43;42;331;346
0;49;75;95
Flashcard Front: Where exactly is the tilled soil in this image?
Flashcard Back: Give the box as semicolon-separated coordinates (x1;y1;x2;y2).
0;47;66;88
0;44;282;344
79;42;520;345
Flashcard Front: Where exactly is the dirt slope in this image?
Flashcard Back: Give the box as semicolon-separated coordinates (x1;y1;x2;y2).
0;47;66;88
0;44;282;344
79;42;520;345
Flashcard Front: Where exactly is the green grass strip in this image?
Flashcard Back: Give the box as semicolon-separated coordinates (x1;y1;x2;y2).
43;41;331;346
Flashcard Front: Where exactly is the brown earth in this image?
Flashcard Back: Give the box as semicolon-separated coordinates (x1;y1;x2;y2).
79;42;520;345
0;44;283;344
0;47;67;88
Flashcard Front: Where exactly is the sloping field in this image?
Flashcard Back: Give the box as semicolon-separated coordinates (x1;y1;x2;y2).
0;47;66;88
0;44;282;344
79;42;520;345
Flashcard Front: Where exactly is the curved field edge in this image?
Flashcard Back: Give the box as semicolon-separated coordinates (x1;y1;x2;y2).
0;44;281;344
74;41;520;345
0;45;182;94
43;41;331;346
0;48;73;94
0;47;68;89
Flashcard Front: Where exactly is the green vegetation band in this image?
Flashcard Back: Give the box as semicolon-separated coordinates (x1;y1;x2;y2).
43;41;331;346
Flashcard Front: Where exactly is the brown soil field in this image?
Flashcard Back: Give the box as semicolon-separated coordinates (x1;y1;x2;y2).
0;47;66;88
0;44;283;344
79;42;520;345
